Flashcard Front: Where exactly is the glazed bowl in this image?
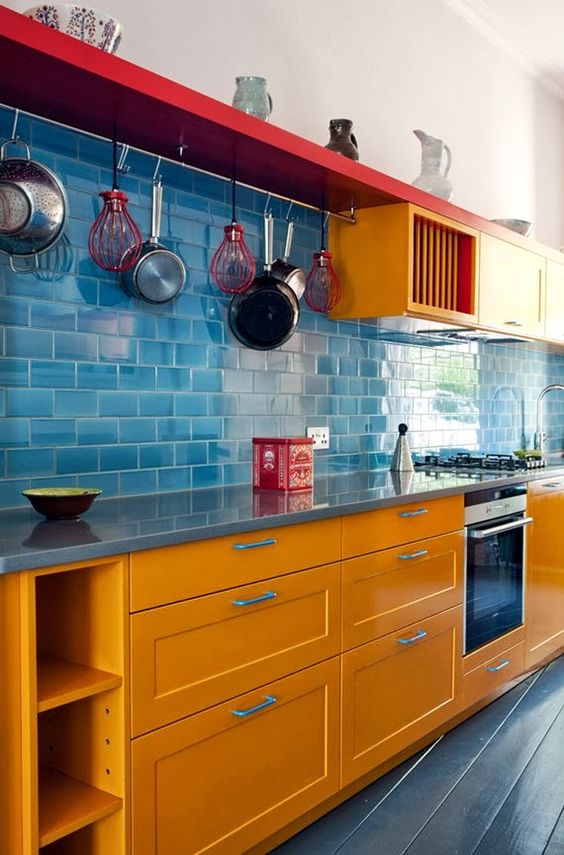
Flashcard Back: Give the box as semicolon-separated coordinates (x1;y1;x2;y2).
22;487;102;519
491;218;533;237
23;5;122;53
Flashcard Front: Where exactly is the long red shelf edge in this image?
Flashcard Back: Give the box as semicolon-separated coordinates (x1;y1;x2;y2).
0;4;540;246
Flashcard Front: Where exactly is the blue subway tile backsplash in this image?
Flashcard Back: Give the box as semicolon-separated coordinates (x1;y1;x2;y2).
2;107;564;507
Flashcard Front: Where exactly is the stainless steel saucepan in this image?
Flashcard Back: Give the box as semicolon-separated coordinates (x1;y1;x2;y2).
271;218;306;299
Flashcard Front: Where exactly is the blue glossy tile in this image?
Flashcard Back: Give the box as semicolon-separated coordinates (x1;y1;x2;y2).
77;419;118;445
100;445;138;471
97;280;131;308
139;393;174;416
31;360;75;388
157;418;191;442
56;446;98;474
119;313;157;339
191;417;223;440
175;442;207;465
157;466;192;492
192;465;222;488
55;332;98;361
223;462;249;484
77;363;118;390
33;121;78;157
317;355;338;375
99;392;138;417
55;390;98;416
2;418;30;448
5;328;52;358
0;478;31;508
31;419;75;446
0;358;29;387
0;297;29;326
82;472;119;496
7;389;53;417
193;172;226;202
77;307;119;335
192;320;224;344
140;340;175;365
7;448;54;477
119;418;156;443
208;394;238;416
120;469;158;495
30;302;75;331
54;275;98;305
99;335;137;363
140;443;174;468
157;317;191;342
175;394;207;416
156;367;190;391
119;365;156;390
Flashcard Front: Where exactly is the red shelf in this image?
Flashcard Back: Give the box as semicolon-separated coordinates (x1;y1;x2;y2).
0;5;542;248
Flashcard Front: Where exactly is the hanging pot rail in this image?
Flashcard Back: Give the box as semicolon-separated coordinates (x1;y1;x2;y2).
0;102;356;225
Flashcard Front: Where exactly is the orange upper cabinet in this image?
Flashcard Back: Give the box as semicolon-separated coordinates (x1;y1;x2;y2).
544;258;564;343
479;233;545;337
329;203;478;324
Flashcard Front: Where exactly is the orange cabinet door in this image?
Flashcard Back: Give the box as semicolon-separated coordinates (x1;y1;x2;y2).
462;641;525;710
526;479;564;666
341;495;463;559
341;606;462;786
131;658;340;855
130;517;340;611
130;563;341;735
342;531;463;650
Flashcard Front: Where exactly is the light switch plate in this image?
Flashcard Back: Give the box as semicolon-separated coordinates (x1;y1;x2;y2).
307;426;330;450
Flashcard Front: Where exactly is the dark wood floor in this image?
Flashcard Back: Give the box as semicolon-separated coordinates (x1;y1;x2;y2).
273;654;564;855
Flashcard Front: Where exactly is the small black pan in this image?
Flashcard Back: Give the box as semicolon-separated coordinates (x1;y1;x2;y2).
122;179;186;303
228;213;300;350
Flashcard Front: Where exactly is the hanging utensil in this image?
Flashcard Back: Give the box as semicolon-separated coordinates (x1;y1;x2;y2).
304;209;342;313
88;139;142;273
210;178;256;294
0;135;68;274
271;206;306;300
228;212;300;350
122;174;186;303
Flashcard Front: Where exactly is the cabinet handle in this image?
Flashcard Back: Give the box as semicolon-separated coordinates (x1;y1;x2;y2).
398;548;428;561
232;591;277;607
486;658;509;673
397;629;428;645
543;482;562;489
504;320;523;326
232;695;277;717
399;508;428;518
232;537;277;550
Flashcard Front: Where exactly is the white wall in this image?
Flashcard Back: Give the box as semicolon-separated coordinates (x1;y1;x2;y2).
10;0;564;245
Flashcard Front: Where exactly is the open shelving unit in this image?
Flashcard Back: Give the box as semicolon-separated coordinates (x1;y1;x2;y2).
38;768;122;848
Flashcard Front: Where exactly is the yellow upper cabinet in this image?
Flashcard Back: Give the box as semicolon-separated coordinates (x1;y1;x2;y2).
545;258;564;343
329;203;478;324
479;233;545;337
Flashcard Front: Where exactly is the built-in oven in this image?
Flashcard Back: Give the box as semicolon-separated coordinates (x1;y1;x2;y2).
464;483;532;655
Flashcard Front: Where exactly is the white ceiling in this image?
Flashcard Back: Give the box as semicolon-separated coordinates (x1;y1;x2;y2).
445;0;564;99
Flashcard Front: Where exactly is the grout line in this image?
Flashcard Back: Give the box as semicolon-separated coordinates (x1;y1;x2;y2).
332;735;445;854
397;666;546;854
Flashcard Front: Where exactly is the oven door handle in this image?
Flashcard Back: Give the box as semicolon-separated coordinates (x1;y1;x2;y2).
468;516;533;539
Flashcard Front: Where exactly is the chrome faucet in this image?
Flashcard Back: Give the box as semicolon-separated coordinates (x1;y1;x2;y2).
533;384;564;451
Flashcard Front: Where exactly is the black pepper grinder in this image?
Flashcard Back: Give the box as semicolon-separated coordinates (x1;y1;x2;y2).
390;423;414;472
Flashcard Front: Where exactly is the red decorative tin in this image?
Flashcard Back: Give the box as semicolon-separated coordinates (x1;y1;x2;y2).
252;437;314;491
253;489;314;517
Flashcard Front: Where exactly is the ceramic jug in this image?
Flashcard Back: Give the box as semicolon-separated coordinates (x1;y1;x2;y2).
325;119;359;161
232;76;272;121
412;129;453;201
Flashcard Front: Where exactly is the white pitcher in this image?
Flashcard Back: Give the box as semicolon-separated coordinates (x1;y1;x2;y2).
412;129;453;201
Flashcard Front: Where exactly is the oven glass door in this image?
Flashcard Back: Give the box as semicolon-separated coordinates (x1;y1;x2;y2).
465;515;525;654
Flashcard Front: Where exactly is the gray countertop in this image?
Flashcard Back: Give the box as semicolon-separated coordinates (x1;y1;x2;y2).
2;465;564;574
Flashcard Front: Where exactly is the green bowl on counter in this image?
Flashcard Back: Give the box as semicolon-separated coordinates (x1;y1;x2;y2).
22;487;102;519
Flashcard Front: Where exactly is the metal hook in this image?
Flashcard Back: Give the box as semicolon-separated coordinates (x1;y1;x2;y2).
10;108;19;140
116;143;131;174
152;156;162;184
263;193;272;217
323;211;330;229
285;201;294;222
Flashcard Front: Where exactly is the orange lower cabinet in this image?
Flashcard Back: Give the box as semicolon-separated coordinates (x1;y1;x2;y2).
131;658;340;855
462;642;525;709
341;606;462;786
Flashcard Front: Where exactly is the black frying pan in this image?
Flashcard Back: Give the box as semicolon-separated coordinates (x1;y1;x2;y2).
228;213;299;350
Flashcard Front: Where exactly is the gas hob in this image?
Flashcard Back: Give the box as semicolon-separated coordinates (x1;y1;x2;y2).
414;452;546;474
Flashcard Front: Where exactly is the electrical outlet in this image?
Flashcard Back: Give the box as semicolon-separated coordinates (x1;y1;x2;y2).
307;426;330;450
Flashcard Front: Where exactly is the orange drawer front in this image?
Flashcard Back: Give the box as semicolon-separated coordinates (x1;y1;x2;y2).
131;658;340;855
342;530;463;650
462;641;526;709
130;517;340;611
341;605;463;786
130;562;341;735
341;495;463;559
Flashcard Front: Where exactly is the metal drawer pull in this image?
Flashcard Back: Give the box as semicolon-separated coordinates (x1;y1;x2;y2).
232;591;277;607
469;516;533;539
399;508;428;518
486;658;510;673
232;537;277;550
398;548;428;561
504;320;523;326
232;695;277;717
397;629;428;645
543;483;562;489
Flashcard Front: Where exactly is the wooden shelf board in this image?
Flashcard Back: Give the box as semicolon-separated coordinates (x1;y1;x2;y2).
37;655;122;713
38;767;122;847
0;4;535;245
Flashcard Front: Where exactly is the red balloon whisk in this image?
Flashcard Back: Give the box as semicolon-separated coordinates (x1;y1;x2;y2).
88;140;142;273
304;210;342;313
210;179;256;294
